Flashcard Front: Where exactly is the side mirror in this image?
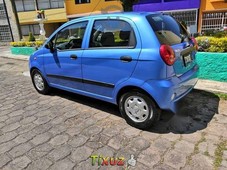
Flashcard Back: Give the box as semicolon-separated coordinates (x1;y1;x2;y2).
45;42;55;53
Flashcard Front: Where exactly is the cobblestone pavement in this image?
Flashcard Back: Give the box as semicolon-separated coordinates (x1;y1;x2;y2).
0;58;226;170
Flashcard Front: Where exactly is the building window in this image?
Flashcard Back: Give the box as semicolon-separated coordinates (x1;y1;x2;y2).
21;24;40;36
201;12;227;32
75;0;90;4
15;0;36;12
165;10;197;27
38;0;64;9
0;4;6;19
0;25;12;42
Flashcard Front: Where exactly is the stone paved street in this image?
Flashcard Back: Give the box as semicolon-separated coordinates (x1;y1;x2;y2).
0;58;226;170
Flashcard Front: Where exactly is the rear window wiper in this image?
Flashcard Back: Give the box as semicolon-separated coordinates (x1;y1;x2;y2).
180;34;187;43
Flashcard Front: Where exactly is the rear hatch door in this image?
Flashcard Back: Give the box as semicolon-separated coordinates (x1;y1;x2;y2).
146;14;196;77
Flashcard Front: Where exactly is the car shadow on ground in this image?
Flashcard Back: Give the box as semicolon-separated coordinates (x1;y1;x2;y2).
50;89;219;134
50;88;120;117
149;89;220;134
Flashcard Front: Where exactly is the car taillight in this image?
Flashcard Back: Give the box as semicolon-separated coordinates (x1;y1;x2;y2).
160;45;175;66
191;37;198;51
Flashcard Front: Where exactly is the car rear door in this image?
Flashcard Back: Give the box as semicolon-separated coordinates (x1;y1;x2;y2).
81;18;141;98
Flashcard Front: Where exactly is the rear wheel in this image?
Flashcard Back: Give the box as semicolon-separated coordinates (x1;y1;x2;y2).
119;91;160;130
31;69;50;95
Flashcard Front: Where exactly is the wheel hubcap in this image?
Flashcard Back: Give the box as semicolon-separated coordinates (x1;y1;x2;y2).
124;96;152;123
34;73;44;91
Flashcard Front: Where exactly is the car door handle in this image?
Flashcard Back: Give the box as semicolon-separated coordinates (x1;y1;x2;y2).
70;54;78;60
120;56;132;62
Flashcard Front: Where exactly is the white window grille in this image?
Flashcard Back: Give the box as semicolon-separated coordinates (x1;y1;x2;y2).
164;10;197;27
0;25;12;42
0;4;6;19
201;11;227;31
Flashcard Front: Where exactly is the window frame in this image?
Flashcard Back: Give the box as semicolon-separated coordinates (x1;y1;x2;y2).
15;0;36;12
52;21;88;52
37;0;64;10
0;3;6;19
21;24;40;36
0;25;12;42
88;19;137;49
75;0;91;5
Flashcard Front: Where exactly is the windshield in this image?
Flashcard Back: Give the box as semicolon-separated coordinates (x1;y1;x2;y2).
146;14;190;45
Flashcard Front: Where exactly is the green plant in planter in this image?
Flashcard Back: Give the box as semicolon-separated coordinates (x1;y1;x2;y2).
10;40;44;47
28;32;35;42
196;36;227;52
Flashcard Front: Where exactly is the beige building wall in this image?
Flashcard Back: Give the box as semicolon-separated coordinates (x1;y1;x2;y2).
0;0;20;45
5;0;20;42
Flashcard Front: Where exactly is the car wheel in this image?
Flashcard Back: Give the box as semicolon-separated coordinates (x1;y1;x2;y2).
31;69;50;95
119;91;160;130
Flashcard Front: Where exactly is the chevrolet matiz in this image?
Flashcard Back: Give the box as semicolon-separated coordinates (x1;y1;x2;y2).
29;12;199;129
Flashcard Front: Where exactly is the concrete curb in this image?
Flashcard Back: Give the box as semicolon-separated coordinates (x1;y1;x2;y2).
0;46;29;61
1;55;29;61
194;79;227;94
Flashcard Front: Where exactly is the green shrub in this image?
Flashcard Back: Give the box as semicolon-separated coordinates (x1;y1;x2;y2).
203;30;227;38
28;32;35;42
196;36;227;53
10;40;44;47
10;41;25;47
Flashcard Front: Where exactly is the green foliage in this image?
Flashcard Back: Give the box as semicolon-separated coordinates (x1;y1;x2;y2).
214;92;227;100
28;32;36;42
203;30;227;38
196;36;227;53
120;0;138;11
10;41;44;47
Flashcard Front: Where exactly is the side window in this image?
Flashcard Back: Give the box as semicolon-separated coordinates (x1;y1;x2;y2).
54;21;88;50
89;19;136;48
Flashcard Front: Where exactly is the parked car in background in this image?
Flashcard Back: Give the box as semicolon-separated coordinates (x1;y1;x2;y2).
29;12;199;129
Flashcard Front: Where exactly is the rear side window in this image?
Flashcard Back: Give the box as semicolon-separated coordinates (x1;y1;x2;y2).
146;14;190;45
89;19;136;48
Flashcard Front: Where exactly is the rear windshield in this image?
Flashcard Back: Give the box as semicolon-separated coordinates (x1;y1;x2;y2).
146;14;190;45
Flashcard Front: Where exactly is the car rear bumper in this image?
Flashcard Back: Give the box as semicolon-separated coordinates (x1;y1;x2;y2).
142;64;199;113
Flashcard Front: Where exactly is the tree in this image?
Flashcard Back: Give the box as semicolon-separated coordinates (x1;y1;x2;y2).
120;0;139;12
28;32;35;42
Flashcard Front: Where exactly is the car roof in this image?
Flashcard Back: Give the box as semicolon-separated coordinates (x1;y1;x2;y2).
69;12;161;22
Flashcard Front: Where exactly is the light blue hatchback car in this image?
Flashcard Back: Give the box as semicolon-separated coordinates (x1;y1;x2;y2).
29;12;199;129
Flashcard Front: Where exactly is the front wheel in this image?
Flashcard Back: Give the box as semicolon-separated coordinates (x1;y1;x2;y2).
31;69;50;95
119;91;160;130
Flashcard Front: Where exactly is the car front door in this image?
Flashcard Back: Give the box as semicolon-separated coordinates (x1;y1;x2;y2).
82;19;141;98
43;21;88;91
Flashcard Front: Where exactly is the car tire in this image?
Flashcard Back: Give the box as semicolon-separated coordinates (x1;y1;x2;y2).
119;91;160;130
31;69;50;95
